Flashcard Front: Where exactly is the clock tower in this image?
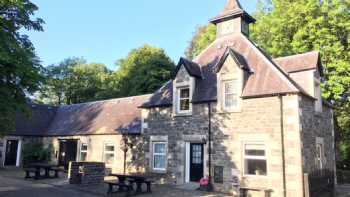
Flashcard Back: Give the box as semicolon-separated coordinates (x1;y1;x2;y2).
210;0;255;37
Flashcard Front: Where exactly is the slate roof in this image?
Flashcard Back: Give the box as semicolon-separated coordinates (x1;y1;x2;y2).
13;95;151;136
141;33;315;108
174;58;202;78
14;103;58;136
274;51;323;75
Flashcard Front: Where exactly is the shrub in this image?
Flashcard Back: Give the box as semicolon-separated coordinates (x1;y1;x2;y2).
22;141;52;165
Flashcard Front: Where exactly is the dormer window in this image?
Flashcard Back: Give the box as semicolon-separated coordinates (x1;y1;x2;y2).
178;87;190;113
224;80;238;110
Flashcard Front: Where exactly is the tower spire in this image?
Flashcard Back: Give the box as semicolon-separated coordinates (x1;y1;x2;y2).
210;0;255;37
223;0;243;13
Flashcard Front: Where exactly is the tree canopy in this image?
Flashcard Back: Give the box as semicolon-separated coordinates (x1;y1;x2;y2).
38;45;175;105
113;44;175;97
185;24;216;60
0;0;44;135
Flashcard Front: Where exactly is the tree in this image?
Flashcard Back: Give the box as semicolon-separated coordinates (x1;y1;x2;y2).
185;24;216;60
66;63;110;104
38;57;86;105
38;58;111;105
250;0;350;167
114;44;175;97
0;0;44;135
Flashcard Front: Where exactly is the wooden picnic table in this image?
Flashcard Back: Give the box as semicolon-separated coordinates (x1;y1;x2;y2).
110;174;153;193
28;163;58;178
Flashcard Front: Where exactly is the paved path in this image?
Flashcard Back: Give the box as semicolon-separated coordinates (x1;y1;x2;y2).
0;176;99;197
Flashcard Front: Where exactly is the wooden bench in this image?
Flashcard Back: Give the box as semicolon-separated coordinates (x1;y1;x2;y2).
105;180;133;195
144;180;153;193
49;167;63;178
24;168;40;180
240;187;273;197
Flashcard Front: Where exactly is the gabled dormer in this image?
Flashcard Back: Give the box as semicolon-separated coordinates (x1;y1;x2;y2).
216;48;252;113
172;58;202;116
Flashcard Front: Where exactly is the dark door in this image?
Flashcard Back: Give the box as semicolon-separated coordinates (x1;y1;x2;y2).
4;140;18;166
190;143;204;182
58;140;77;168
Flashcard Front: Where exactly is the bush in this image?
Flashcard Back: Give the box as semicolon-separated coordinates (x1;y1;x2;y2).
22;141;52;165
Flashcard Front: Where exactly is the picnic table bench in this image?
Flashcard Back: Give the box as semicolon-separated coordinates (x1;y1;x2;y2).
106;174;153;195
24;163;63;180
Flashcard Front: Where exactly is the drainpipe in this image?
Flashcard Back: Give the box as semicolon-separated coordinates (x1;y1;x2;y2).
279;95;287;197
207;102;214;191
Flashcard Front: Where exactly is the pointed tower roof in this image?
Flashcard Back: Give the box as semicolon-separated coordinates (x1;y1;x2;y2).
210;0;255;24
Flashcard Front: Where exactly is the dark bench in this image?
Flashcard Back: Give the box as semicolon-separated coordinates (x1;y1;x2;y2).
24;168;40;180
105;180;133;195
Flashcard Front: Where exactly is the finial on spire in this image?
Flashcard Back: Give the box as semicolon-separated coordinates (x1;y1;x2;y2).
223;0;242;12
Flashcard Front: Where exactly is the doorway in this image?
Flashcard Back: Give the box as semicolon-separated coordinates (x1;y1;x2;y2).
189;143;204;182
58;139;77;169
4;140;19;166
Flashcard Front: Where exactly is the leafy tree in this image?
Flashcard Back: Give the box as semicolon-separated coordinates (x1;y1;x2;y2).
66;63;110;104
114;44;175;97
0;0;44;136
185;24;216;60
38;58;111;105
38;57;86;105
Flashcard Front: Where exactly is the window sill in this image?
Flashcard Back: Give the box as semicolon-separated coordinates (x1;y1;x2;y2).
173;112;192;117
242;174;268;178
217;108;242;114
151;169;167;174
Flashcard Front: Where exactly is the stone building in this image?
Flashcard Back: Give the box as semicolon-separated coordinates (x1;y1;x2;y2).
139;0;335;196
1;0;335;196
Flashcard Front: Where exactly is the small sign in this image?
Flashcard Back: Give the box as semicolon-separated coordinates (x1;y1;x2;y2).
214;166;224;183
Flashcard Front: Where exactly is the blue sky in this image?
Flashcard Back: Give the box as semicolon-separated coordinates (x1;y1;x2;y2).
27;0;258;70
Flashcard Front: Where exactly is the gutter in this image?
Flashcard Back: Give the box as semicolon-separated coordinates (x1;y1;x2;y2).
279;95;287;197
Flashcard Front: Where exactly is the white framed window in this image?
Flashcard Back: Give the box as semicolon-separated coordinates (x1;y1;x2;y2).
316;142;324;170
80;143;88;162
103;143;115;165
177;87;190;113
223;80;238;110
244;143;267;176
152;142;167;171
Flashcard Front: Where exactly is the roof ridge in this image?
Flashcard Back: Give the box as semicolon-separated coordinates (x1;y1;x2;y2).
240;34;314;99
60;94;152;107
274;51;319;60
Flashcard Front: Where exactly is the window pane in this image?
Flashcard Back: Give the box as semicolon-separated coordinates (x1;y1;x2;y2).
154;143;166;154
105;144;115;152
225;81;236;94
81;144;88;151
245;159;267;175
180;99;190;111
104;153;114;164
180;88;190;98
154;155;166;169
225;94;237;108
80;152;87;162
245;149;265;156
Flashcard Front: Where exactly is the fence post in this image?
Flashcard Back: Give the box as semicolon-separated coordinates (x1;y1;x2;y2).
304;173;310;197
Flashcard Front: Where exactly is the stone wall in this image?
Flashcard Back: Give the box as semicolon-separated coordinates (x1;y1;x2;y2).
143;95;306;196
68;162;105;185
299;96;335;174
